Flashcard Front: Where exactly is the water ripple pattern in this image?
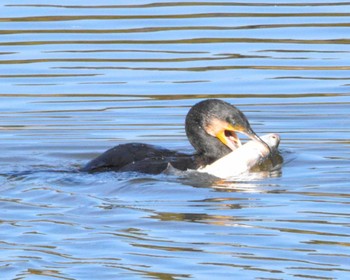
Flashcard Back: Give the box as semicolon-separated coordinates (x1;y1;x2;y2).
0;1;350;279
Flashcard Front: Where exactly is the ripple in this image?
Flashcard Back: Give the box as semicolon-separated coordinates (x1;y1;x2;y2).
1;1;350;279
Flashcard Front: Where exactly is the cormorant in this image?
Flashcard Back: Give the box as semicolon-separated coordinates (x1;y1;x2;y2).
82;99;269;174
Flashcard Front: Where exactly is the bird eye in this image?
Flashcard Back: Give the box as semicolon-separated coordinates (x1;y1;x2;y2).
227;117;235;124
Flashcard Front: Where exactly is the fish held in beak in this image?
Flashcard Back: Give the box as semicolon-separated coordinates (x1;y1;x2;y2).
243;128;272;155
198;133;280;179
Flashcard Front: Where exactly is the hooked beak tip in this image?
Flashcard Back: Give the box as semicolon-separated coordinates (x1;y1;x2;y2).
246;130;271;154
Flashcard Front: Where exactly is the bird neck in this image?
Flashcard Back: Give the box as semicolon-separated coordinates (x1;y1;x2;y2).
187;127;231;166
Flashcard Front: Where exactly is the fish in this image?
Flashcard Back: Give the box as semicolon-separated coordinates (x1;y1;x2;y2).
197;133;280;179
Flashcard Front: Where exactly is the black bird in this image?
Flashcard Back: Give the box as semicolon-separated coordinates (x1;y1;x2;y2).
82;99;269;174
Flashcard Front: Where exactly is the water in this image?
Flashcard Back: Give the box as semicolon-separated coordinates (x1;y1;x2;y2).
1;1;350;279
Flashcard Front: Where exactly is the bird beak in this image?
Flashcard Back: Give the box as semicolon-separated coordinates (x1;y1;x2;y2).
216;124;271;154
216;128;242;151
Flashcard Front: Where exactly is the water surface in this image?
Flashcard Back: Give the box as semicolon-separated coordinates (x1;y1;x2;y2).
1;1;350;279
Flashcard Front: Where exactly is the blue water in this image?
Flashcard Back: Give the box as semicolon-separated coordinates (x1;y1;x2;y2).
1;1;350;279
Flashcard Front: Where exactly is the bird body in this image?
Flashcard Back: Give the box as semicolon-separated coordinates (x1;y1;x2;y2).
82;143;195;174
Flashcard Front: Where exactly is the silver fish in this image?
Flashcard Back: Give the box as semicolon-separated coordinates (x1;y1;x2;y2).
197;133;280;179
